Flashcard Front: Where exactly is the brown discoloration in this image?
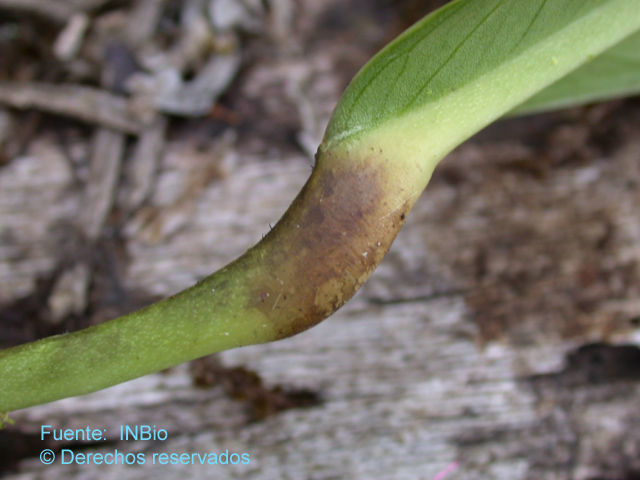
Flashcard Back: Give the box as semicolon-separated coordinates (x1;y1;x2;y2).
245;150;412;339
190;356;321;421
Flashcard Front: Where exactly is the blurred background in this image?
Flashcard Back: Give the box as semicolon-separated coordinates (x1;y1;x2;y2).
0;1;638;478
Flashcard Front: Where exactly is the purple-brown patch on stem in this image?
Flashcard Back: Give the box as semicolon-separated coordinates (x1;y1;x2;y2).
245;150;411;339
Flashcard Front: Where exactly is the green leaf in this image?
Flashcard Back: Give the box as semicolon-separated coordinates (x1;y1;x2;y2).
322;0;640;162
513;29;640;115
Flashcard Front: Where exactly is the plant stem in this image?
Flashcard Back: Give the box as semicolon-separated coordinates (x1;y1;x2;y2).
0;151;428;412
1;0;639;412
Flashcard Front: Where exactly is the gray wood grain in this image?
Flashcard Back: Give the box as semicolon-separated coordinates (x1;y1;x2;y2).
3;140;639;479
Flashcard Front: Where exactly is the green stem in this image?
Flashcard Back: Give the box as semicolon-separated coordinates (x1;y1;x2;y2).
0;152;427;412
1;0;639;412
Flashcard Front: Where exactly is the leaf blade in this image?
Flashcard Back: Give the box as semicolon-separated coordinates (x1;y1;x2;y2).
513;29;640;115
323;0;640;154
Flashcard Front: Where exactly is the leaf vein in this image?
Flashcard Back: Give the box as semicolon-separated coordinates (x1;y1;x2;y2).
406;0;506;110
510;0;549;54
342;2;463;128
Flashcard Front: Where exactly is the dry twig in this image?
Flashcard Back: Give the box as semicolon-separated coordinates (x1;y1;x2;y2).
0;82;147;134
124;115;168;210
154;52;241;116
80;128;125;239
0;0;74;24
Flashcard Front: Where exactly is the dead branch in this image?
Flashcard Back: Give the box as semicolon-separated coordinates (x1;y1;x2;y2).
0;0;75;24
0;82;148;134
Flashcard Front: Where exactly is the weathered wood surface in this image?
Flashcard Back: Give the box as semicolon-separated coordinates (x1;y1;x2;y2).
2;130;639;479
0;0;639;478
